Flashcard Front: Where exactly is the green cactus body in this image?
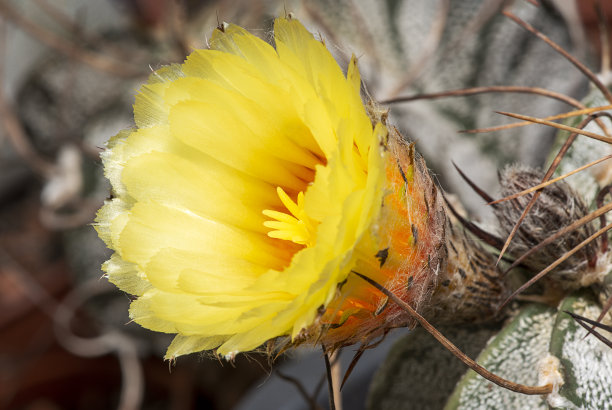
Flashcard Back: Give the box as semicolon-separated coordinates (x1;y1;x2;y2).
548;293;612;408
445;303;555;409
445;294;612;409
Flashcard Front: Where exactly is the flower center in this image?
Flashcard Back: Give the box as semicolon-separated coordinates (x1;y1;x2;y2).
263;187;318;248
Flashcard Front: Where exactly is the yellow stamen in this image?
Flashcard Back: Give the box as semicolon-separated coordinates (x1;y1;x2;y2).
263;187;318;247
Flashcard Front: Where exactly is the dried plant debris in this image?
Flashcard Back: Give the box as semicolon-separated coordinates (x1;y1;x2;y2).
494;164;596;286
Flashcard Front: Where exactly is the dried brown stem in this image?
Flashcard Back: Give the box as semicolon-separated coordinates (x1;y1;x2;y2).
595;0;611;75
381;85;583;107
0;245;144;410
502;10;612;104
32;0;91;39
352;271;553;395
500;221;612;310
489;155;612;205
496;111;612;144
0;1;142;77
340;335;388;390
383;85;612;138
31;0;133;61
276;369;323;410
0;14;55;177
461;123;537;134
462;104;612;137
39;199;101;230
0;95;56;177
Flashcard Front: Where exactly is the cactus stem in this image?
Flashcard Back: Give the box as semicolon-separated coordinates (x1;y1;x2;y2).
381;86;583;107
352;271;554;395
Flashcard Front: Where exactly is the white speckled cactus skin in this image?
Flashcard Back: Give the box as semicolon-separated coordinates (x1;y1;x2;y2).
447;293;612;409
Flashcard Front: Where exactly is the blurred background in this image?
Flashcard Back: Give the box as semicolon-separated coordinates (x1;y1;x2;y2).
0;0;610;409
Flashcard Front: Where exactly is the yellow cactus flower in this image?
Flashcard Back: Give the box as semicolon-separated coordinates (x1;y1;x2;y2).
95;16;446;360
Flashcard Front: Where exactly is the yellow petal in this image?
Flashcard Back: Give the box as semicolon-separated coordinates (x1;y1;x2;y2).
122;151;277;233
102;125;191;197
95;197;129;247
144;248;265;294
181;49;327;158
118;202;291;269
103;253;151;296
163;77;321;169
209;23;287;83
165;334;229;360
168;100;308;191
132;290;288;336
96;16;396;360
134;64;183;128
274;17;344;92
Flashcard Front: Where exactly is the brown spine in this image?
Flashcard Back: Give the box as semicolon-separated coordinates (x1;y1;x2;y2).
425;217;510;325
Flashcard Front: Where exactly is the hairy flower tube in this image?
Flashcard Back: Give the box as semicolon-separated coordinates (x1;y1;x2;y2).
95;16;446;360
